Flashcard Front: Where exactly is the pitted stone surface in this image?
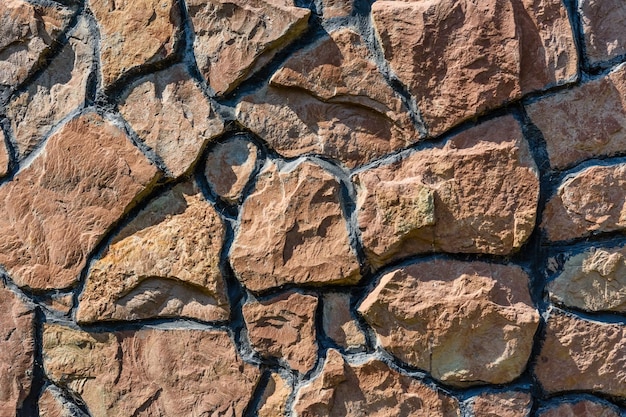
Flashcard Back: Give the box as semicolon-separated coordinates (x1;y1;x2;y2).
322;292;366;351
471;391;532;417
579;0;626;65
537;399;622;417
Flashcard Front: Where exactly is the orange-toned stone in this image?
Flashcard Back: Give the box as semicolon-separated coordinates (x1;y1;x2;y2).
322;292;366;350
579;0;626;65
471;391;532;417
321;0;354;18
537;399;621;417
0;129;8;179
39;385;89;417
257;373;290;417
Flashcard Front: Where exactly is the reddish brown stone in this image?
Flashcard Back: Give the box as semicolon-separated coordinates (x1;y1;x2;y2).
579;0;626;65
43;324;261;417
535;311;626;397
0;129;8;179
471;391;532;417
258;373;290;417
322;292;366;351
355;115;539;267
358;260;539;387
39;385;89;417
188;0;310;95
537;399;621;417
321;0;354;18
230;160;360;292
372;0;577;136
243;291;318;374
293;349;461;416
0;113;158;290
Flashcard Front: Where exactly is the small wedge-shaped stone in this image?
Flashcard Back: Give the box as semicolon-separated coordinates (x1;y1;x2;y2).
0;113;158;290
39;385;89;417
43;324;261;417
119;64;224;178
0;129;9;179
77;181;229;323
230;160;360;292
237;28;421;168
188;0;310;95
89;0;181;87
579;0;626;65
537;398;622;417
471;391;532;417
293;349;461;417
358;260;539;387
258;373;290;417
355;115;539;267
322;292;366;351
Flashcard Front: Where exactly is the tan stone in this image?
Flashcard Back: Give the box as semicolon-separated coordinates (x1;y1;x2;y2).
535;310;626;397
322;293;366;350
0;0;74;87
527;64;626;170
42;294;74;315
39;385;89;417
0;283;35;416
358;260;540;387
43;323;261;417
321;0;354;18
294;349;461;417
580;0;626;65
243;292;318;374
7;17;94;159
76;181;229;324
0;113;158;290
471;391;532;417
188;0;310;95
542;163;626;242
258;373;290;417
89;0;181;87
237;28;421;168
354;115;539;267
0;129;9;179
230;160;360;292
204;136;258;204
372;0;577;136
119;64;224;178
537;399;621;417
548;246;626;312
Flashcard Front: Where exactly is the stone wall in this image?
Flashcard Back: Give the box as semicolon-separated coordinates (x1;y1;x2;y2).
0;0;625;416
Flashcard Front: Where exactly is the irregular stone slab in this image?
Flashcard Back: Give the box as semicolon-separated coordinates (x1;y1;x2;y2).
321;0;354;18
579;0;626;65
548;246;626;312
7;17;94;159
535;311;626;397
237;28;421;168
43;324;261;417
293;349;461;416
358;260;539;387
542;163;626;242
230;160;360;292
119;64;224;178
42;293;74;316
188;0;310;95
39;385;89;417
354;115;539;267
258;373;290;417
243;291;318;374
527;64;626;170
371;0;577;136
537;398;621;417
0;0;74;88
322;292;366;351
89;0;181;87
0;129;8;179
76;181;229;324
0;283;35;416
0;113;158;290
204;136;258;204
471;391;532;417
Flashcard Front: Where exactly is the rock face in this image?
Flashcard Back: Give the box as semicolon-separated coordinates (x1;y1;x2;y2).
0;113;158;290
188;0;310;95
293;349;461;417
0;129;9;178
230;160;360;292
119;64;224;178
527;64;626;170
322;292;366;351
257;373;290;417
321;0;354;18
355;115;539;267
371;0;578;136
535;311;626;397
76;181;229;324
358;260;539;387
43;324;261;417
579;0;626;65
39;385;89;417
537;399;622;417
237;28;421;168
243;291;318;374
471;391;532;417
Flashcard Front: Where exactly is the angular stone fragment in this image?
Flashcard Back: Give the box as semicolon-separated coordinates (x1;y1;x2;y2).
322;292;366;351
43;324;261;417
119;64;224;177
372;0;578;136
321;0;354;18
89;0;181;87
39;385;89;417
358;260;540;387
188;0;310;95
230;160;360;292
258;373;290;417
294;349;461;416
42;293;74;316
355;115;539;267
243;291;318;374
7;17;94;159
535;310;626;397
0;0;74;88
0;129;9;179
471;391;532;417
542;163;626;242
548;246;626;312
204;136;258;203
0;113;158;290
579;0;626;65
527;64;626;170
237;28;421;168
537;398;622;417
77;181;229;324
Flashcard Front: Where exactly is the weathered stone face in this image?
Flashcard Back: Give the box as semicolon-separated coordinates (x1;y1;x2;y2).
257;373;290;417
470;391;532;417
579;0;626;65
39;385;89;417
0;129;9;179
537;399;622;417
322;292;366;351
320;0;354;18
